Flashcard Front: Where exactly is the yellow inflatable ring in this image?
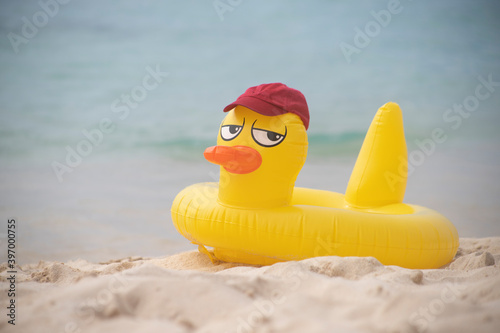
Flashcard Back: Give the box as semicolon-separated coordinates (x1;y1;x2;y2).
171;85;459;269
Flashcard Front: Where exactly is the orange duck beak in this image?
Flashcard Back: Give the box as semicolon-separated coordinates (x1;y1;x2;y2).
204;145;262;174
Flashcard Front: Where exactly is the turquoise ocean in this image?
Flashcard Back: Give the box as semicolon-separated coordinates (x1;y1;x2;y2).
1;0;499;263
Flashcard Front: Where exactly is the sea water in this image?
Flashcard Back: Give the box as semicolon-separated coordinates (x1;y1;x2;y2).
1;0;499;263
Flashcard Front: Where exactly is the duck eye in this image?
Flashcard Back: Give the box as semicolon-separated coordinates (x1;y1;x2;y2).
252;128;286;147
267;132;281;141
220;124;243;141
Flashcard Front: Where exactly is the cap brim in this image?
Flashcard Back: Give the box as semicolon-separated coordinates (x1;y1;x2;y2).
223;96;287;117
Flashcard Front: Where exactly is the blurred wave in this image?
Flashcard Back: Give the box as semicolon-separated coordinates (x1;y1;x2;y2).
1;0;499;164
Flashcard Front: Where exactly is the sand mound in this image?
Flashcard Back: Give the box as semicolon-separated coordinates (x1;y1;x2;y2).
1;237;499;333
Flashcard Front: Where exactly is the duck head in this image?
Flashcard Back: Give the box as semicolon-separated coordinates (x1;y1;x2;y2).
204;83;309;209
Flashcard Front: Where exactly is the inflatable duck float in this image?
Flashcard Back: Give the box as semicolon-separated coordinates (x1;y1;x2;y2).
171;83;459;269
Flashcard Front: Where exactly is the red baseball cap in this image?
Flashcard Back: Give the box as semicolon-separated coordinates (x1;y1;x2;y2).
223;83;310;130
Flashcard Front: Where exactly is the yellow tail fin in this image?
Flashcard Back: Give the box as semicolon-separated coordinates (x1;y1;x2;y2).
345;102;408;208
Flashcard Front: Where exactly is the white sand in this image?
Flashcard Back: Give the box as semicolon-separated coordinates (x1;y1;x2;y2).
1;237;499;333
